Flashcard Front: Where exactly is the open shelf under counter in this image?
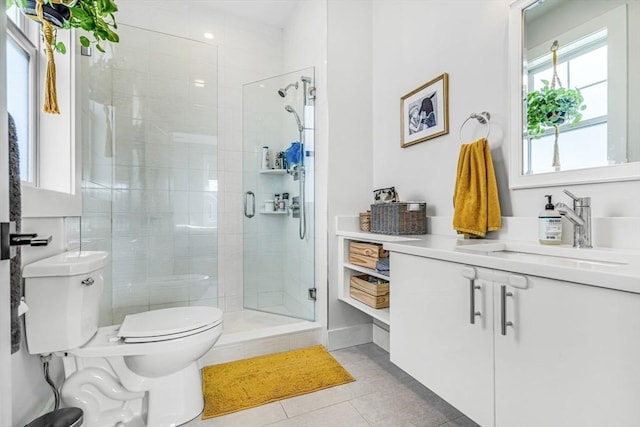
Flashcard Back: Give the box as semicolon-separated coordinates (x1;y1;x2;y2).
337;233;392;326
338;294;390;325
343;262;389;280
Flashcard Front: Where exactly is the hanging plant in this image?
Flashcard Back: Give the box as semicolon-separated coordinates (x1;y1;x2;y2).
526;80;585;138
6;0;120;113
526;40;587;171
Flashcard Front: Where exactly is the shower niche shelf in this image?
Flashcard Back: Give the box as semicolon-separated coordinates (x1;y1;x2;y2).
259;169;288;175
260;211;288;215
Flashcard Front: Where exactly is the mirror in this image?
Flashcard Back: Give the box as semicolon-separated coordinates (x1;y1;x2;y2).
509;0;640;188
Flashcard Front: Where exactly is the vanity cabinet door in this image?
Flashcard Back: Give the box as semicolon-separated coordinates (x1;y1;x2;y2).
494;276;640;427
390;253;494;427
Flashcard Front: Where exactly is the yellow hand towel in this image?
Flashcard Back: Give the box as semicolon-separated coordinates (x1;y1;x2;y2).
453;138;501;237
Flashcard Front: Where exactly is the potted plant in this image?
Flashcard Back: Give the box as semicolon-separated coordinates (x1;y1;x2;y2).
526;81;586;138
6;0;119;113
525;40;587;171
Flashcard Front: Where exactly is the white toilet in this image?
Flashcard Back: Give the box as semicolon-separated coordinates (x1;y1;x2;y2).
23;251;224;427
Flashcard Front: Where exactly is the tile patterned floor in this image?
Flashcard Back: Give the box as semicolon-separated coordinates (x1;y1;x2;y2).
185;343;481;427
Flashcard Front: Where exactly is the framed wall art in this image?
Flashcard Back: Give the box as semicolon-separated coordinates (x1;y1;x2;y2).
400;73;449;148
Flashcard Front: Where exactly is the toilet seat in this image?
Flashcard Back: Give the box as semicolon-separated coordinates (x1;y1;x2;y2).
121;322;218;343
117;306;223;343
65;306;224;358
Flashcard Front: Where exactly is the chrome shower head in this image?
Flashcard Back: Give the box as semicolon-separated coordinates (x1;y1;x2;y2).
285;105;303;132
278;81;299;97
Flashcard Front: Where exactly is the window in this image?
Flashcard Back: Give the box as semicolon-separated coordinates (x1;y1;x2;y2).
524;30;608;175
6;6;37;184
5;5;81;217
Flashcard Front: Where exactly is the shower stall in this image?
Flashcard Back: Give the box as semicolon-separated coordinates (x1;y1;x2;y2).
242;68;316;321
81;23;317;332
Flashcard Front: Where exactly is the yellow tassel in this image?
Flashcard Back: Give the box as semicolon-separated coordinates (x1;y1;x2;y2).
37;0;60;114
42;22;60;114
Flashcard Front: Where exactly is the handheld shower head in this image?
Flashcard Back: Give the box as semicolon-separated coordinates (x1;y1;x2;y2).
278;81;299;98
285;105;303;133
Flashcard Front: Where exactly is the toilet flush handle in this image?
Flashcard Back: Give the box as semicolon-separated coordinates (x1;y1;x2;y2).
81;277;95;286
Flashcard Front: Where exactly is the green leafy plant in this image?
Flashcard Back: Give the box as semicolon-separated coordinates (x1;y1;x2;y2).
526;80;586;138
66;0;119;52
6;0;119;53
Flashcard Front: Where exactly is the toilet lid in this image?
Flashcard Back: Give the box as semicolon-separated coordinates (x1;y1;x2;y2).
117;306;223;341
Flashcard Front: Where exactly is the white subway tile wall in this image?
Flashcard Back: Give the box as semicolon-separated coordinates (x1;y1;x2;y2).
81;23;219;324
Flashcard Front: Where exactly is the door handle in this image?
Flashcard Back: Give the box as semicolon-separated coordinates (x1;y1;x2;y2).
1;222;53;260
244;191;255;218
500;285;514;336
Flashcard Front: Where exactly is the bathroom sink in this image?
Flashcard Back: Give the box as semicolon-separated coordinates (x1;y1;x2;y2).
456;241;633;268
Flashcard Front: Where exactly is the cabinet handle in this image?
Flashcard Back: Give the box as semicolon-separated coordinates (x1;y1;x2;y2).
469;280;482;324
500;285;514;336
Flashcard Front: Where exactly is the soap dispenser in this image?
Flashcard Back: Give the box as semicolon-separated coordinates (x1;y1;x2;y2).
538;195;562;245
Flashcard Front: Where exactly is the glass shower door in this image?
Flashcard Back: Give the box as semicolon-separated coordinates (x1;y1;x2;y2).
242;67;315;321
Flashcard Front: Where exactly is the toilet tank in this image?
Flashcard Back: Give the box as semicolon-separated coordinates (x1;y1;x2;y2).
23;251;109;355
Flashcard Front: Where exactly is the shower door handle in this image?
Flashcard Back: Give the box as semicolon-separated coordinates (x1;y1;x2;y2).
244;191;255;218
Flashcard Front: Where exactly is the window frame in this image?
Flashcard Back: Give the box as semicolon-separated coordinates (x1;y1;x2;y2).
509;2;633;189
5;5;82;217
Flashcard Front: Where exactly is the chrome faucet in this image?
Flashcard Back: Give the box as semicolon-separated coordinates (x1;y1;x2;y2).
555;189;592;248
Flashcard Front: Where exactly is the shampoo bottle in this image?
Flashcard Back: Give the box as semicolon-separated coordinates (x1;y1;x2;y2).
261;146;270;170
538;195;562;245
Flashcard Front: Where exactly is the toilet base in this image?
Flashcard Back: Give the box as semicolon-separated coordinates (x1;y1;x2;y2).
61;356;204;427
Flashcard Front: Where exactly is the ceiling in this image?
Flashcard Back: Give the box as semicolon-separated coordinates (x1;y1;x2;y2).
197;0;300;29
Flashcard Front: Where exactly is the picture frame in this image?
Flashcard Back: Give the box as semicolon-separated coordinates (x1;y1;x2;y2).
400;73;449;148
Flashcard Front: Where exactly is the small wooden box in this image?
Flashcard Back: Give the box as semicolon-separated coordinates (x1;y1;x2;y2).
348;254;379;269
349;242;388;258
349;274;390;309
349;242;388;269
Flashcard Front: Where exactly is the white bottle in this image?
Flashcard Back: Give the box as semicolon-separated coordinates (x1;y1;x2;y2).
261;146;270;170
538;195;562;245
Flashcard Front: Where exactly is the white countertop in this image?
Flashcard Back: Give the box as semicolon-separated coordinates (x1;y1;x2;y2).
337;230;640;294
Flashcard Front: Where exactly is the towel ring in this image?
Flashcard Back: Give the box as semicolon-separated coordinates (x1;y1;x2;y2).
459;112;491;144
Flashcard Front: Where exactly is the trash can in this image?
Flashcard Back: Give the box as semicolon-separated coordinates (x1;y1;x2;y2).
25;407;83;427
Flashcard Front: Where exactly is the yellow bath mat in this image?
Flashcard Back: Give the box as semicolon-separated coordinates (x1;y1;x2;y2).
201;345;355;419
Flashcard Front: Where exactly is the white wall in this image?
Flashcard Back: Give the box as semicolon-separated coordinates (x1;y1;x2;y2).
369;0;640;222
281;0;329;333
326;0;375;334
372;0;512;218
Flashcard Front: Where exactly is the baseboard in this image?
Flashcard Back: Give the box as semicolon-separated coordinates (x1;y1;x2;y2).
372;322;390;352
326;323;373;351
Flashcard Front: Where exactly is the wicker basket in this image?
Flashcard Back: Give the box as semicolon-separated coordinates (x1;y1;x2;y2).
370;202;427;235
359;211;371;232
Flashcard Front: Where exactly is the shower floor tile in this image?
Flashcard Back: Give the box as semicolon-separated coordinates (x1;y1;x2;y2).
197;309;323;367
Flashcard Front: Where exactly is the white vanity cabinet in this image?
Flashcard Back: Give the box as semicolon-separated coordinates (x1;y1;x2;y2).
494;274;640;427
390;252;640;427
390;253;495;427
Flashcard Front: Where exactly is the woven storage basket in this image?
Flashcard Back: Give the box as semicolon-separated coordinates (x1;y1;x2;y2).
370;202;427;235
359;211;371;232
